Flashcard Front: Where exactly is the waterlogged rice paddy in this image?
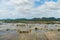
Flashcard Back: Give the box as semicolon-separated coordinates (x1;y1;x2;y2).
0;23;60;40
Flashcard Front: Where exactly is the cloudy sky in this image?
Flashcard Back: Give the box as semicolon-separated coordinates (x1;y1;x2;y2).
0;0;60;19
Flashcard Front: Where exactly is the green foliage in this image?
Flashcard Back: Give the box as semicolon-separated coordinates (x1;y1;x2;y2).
0;17;60;23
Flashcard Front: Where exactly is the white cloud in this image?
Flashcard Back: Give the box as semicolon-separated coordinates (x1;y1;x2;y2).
26;0;60;18
0;0;60;19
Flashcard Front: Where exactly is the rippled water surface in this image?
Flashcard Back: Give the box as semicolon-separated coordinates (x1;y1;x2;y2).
0;23;60;40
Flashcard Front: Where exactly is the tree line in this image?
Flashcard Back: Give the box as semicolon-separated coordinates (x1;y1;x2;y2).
1;17;60;23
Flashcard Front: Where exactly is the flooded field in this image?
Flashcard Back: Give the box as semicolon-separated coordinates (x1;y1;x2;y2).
0;23;60;40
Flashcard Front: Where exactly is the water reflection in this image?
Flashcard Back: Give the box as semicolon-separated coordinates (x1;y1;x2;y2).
0;24;60;40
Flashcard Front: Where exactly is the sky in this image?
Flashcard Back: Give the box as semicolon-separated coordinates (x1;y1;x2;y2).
0;0;60;19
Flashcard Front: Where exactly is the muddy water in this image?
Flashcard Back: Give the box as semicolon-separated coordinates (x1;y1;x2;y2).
0;24;60;40
0;30;20;40
0;30;60;40
0;30;46;40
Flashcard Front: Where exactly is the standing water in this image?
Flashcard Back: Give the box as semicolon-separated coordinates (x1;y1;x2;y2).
0;23;60;40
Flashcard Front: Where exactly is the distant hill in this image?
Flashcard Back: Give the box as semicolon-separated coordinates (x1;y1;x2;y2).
0;17;60;24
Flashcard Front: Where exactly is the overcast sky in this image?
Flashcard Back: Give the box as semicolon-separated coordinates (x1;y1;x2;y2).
0;0;60;19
